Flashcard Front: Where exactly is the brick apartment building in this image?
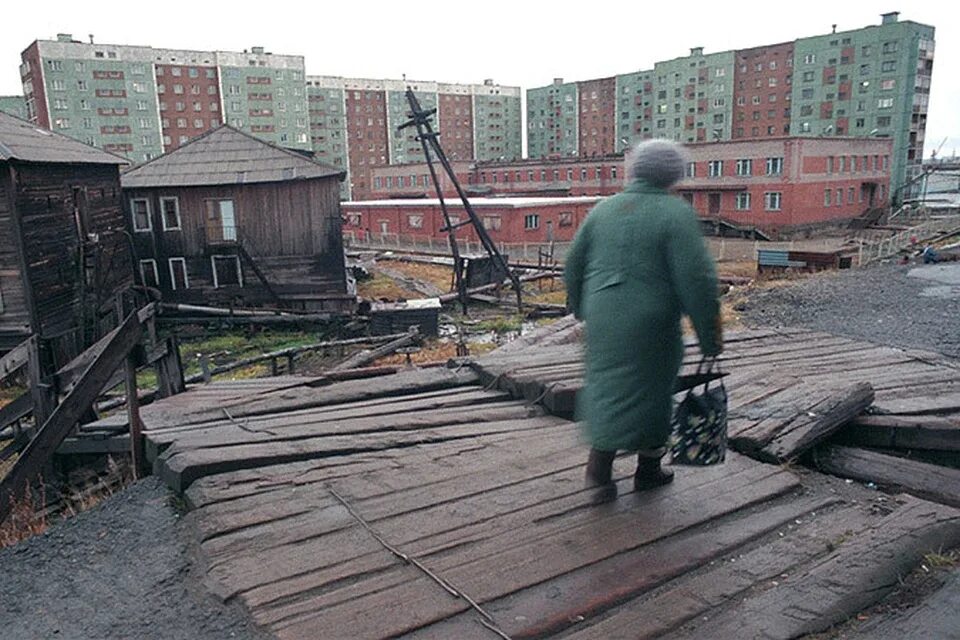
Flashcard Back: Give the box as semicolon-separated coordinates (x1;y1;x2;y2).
365;136;892;238
20;36;310;162
307;76;521;200
342;196;601;246
526;12;934;200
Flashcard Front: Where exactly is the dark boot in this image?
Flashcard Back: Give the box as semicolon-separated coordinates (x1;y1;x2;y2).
634;450;674;491
585;448;618;504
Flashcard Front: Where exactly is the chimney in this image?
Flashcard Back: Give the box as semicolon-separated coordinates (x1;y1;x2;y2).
553;78;564;85
690;47;704;56
56;33;73;42
881;11;900;25
832;24;837;34
88;34;94;44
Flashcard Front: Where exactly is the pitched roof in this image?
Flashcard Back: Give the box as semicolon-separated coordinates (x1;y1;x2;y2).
0;111;127;165
121;125;345;188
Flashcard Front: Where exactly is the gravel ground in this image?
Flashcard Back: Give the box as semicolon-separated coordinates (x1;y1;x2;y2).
0;477;269;640
738;262;960;358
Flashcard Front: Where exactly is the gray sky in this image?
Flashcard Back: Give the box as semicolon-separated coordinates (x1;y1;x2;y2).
2;0;958;157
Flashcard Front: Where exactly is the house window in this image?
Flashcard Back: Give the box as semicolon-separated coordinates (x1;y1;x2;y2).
482;216;502;230
168;258;189;290
131;198;151;231
211;255;243;288
139;259;159;287
764;192;782;211
708;160;723;177
735;159;752;176
766;157;783;175
407;214;423;229
735;192;751;210
160;197;181;230
686;162;696;178
205;199;237;242
524;214;540;230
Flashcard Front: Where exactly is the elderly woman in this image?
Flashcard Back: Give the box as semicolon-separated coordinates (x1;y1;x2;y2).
564;139;723;503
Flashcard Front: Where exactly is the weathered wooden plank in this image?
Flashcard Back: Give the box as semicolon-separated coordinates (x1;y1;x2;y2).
409;493;846;640
0;310;143;524
0;334;33;382
157;414;567;492
147;400;538;464
835;414;960;452
263;464;798;638
873;391;960;416
852;570;960;639
814;445;960;507
663;496;960;640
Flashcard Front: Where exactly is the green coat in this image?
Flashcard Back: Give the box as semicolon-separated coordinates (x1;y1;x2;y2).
564;178;721;451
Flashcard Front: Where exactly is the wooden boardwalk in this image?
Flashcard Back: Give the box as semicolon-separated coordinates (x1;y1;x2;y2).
129;328;960;639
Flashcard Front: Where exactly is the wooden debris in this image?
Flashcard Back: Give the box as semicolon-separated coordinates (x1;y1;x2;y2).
814;445;960;507
836;414;960;451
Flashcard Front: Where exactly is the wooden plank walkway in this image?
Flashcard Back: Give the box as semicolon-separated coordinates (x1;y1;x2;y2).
129;327;960;639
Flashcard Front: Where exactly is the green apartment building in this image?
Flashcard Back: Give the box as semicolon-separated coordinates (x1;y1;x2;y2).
307;76;522;199
0;96;27;119
526;12;934;199
21;35;310;163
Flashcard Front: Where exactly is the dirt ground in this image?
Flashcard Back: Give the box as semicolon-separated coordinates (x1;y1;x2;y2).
0;477;269;640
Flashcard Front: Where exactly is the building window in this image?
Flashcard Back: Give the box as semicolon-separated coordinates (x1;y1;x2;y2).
827;156;834;173
803;54;816;64
686;162;696;178
483;216;502;231
824;188;832;206
735;159;752;176
764;192;782;211
735;192;751;210
205;199;237;242
407;214;424;229
160;197;181;230
877;98;894;109
130;198;151;231
766;157;783;175
558;212;574;227
524;214;540;230
169;258;189;290
211;255;243;288
139;259;159;287
708;160;723;177
848;187;856;204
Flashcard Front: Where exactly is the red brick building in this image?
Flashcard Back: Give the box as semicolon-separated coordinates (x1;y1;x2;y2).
341;196;601;245
578;77;617;157
364;137;891;238
156;63;222;151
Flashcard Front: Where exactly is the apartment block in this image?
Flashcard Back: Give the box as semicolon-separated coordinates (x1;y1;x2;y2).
20;35;309;163
0;95;28;119
308;76;522;200
526;12;934;200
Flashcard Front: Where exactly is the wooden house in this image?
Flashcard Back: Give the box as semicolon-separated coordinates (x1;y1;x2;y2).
120;126;354;313
0;112;132;365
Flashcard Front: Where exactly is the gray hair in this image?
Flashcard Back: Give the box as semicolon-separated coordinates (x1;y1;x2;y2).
624;139;688;188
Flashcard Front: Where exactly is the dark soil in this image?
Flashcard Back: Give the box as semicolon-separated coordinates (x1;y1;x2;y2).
0;477;269;640
738;262;960;358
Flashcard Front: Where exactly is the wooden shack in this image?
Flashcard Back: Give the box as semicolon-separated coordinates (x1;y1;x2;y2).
121;126;354;313
0;112;132;365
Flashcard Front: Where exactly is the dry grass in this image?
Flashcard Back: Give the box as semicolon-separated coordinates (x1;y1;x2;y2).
0;480;48;549
378;259;454;293
374;340;460;366
359;272;423;300
717;260;758;279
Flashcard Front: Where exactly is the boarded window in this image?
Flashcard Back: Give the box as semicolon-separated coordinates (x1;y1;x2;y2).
558;212;574;227
211;255;242;287
139;259;159;287
169;258;188;290
482;216;502;231
131;198;151;231
160;197;181;230
407;214;423;229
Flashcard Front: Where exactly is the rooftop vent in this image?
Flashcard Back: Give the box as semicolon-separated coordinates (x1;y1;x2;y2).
251;46;265;55
56;33;73;42
881;11;900;24
690;47;704;56
552;78;564;85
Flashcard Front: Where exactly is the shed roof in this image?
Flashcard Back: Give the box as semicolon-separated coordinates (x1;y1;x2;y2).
0;111;127;165
121;125;344;188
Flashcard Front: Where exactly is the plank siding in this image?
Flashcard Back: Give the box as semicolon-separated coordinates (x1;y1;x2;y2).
6;161;132;359
124;176;349;308
0;164;31;346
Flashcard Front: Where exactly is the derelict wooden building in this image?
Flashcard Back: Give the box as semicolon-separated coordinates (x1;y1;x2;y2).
120;126;354;312
0;112;132;363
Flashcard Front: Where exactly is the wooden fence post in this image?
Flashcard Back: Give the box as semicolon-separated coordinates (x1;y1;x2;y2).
124;349;145;479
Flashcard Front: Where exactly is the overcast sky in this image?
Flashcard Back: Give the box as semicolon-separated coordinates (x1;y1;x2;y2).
2;1;958;157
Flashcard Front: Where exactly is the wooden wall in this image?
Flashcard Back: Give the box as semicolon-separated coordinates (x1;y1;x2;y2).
7;161;132;360
124;176;349;307
0;163;31;349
